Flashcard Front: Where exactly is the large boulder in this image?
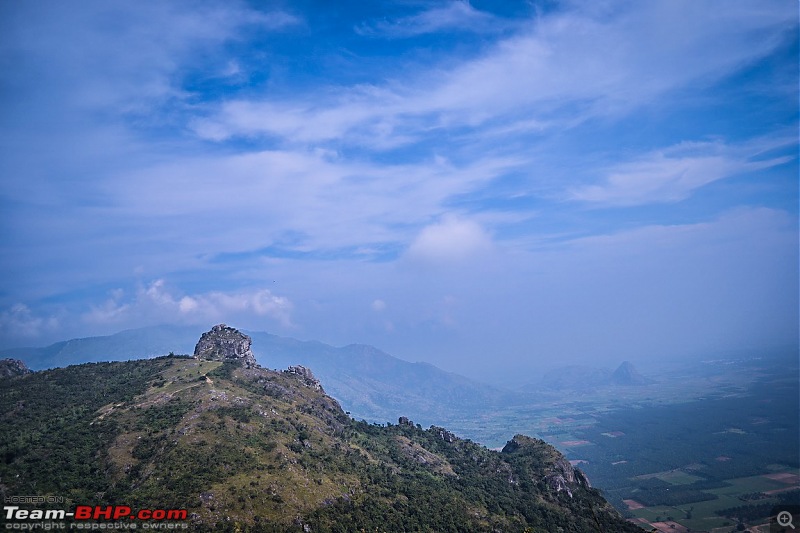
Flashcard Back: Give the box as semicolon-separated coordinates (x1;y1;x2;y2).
193;324;258;369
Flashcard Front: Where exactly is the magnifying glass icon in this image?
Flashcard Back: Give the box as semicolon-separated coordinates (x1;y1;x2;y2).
778;510;796;529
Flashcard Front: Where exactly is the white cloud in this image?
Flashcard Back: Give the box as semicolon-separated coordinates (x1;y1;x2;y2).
570;139;795;205
0;304;60;340
406;215;493;264
371;299;387;312
104;149;521;257
178;296;198;313
0;2;300;114
83;280;293;329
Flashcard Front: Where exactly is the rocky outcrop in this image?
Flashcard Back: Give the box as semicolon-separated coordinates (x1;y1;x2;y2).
501;435;590;499
545;456;591;497
284;365;322;391
194;324;258;369
0;358;32;378
430;425;457;443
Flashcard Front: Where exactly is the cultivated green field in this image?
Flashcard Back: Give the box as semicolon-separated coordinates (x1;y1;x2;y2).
626;469;799;531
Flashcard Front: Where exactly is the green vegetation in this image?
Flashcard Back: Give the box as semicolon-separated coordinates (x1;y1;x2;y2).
629;487;717;507
0;357;174;501
715;490;800;522
0;356;640;532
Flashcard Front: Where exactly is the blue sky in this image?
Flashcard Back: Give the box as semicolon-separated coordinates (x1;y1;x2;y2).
0;0;797;378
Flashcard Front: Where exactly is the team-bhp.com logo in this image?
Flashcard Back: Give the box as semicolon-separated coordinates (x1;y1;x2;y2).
5;505;188;529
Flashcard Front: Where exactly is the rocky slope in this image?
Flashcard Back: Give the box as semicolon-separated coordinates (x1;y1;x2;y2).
0;357;31;377
0;325;641;532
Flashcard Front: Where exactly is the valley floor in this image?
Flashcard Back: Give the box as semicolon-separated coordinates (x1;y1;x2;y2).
422;354;800;532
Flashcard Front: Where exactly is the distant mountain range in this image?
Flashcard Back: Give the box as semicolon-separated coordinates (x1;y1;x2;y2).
0;324;204;369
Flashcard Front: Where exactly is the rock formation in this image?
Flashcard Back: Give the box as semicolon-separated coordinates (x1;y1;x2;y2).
284;365;322;391
544;456;591;497
194;324;258;369
502;435;591;499
0;358;32;378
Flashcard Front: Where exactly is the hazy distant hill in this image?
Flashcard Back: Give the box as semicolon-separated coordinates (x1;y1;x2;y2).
248;331;519;425
0;328;641;532
0;325;520;428
610;360;654;385
0;325;203;369
523;361;654;392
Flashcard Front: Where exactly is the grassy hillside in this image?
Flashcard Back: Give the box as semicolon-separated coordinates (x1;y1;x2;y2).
0;356;641;532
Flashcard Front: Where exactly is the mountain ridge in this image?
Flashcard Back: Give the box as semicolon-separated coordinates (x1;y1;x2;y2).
0;325;523;429
0;326;641;532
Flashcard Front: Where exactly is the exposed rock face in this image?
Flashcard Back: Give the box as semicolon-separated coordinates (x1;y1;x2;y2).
501;435;590;499
194;324;258;369
284;365;322;391
545;456;591;497
0;358;32;378
431;425;457;443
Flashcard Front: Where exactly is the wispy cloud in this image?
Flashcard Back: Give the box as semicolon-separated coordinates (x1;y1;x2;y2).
104;150;523;256
193;1;796;150
570;138;796;205
356;1;505;38
1;1;299;115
